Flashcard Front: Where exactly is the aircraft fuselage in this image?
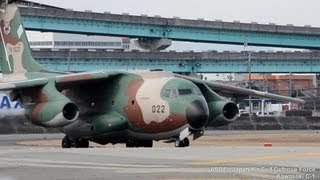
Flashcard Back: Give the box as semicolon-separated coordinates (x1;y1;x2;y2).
63;71;209;145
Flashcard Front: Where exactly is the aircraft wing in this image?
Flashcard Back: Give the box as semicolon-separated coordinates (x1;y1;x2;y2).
54;71;122;87
0;71;122;91
0;78;48;91
175;74;305;104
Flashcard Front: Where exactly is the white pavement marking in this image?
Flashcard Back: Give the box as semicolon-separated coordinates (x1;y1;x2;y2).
0;157;173;168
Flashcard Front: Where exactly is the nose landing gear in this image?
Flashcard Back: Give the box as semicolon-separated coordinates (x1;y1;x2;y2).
174;137;190;148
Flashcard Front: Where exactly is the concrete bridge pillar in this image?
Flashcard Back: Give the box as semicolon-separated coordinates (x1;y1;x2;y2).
316;73;320;87
134;38;172;51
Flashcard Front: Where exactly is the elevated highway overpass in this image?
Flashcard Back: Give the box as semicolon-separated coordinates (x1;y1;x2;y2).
18;6;320;50
31;50;320;73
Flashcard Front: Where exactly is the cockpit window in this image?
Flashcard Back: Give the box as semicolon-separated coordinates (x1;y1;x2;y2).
171;89;178;98
162;89;178;98
163;88;200;98
162;89;171;98
178;89;194;95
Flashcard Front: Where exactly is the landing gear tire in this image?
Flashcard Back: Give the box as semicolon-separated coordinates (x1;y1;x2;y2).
126;140;136;148
71;138;78;148
62;136;89;148
77;138;89;148
142;140;153;148
62;135;71;148
174;140;183;147
183;137;190;147
174;138;189;148
126;139;153;148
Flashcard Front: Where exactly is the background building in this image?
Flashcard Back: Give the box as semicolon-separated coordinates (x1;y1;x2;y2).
245;74;316;97
26;32;139;51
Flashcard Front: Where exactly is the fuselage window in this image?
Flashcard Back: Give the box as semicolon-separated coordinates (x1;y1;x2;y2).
178;89;194;95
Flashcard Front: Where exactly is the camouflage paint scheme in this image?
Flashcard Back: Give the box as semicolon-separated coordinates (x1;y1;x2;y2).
0;3;304;147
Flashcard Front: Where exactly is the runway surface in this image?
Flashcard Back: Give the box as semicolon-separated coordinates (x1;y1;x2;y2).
0;131;319;180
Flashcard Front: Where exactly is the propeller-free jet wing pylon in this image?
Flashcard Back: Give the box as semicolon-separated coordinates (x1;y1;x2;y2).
0;2;304;148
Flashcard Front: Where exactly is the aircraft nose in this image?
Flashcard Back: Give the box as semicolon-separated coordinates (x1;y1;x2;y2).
186;100;209;130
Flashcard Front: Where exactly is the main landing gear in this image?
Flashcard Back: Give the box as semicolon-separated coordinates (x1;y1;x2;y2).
174;137;190;148
126;139;153;148
62;135;89;148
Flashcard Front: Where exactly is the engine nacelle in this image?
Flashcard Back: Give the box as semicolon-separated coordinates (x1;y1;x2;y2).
207;101;239;127
26;100;79;127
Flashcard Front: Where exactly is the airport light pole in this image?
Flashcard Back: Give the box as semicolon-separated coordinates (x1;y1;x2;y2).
248;51;252;119
244;40;252;119
67;50;71;72
289;72;293;110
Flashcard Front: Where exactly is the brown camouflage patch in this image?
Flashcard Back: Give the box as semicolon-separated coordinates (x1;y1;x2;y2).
30;91;48;122
123;78;144;128
58;74;93;84
141;114;187;134
0;20;19;45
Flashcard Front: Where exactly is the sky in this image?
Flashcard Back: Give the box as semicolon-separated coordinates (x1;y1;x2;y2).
29;0;320;51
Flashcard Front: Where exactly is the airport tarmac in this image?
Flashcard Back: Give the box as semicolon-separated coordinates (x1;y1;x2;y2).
0;131;319;180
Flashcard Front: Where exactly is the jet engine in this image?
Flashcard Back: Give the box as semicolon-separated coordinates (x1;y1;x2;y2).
206;100;239;127
26;99;79;127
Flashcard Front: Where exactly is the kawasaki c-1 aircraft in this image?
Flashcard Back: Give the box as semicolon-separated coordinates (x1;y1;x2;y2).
0;2;304;148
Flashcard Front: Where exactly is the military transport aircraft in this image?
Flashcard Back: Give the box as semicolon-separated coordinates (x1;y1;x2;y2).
0;1;304;148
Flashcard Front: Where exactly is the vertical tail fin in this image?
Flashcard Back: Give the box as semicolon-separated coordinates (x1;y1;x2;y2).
0;3;43;75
